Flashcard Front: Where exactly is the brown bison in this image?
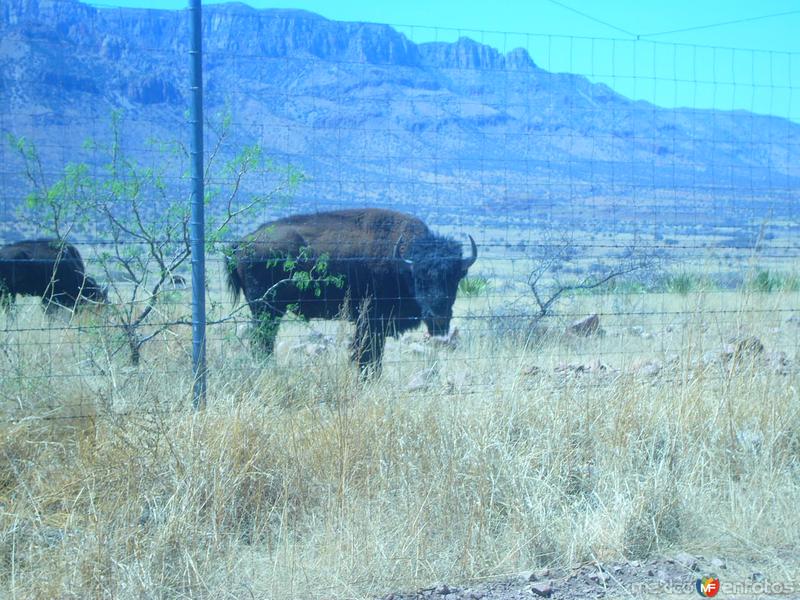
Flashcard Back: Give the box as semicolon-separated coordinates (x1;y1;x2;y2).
0;239;108;313
225;208;477;372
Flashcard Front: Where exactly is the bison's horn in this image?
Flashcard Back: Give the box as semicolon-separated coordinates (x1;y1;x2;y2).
463;234;477;269
394;235;413;265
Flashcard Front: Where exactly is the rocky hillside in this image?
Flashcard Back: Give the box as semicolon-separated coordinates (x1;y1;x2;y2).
2;0;799;235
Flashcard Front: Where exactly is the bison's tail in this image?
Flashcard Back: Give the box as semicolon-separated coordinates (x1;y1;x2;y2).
224;248;243;305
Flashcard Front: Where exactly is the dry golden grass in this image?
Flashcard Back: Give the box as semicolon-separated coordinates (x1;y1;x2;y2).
1;288;799;599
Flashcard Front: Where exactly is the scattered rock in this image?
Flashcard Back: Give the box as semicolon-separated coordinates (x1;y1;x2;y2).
598;362;616;373
301;342;326;357
640;360;662;376
531;582;553;597
308;330;335;344
376;554;764;599
406;368;437;392
710;557;727;569
567;313;601;336
445;370;468;392
522;365;542;377
675;552;699;571
700;351;720;367
425;327;459;347
630;358;662;377
556;359;616;375
765;351;792;374
405;342;427;356
276;331;338;361
585;358;608;372
765;350;788;364
589;570;610;584
727;335;764;360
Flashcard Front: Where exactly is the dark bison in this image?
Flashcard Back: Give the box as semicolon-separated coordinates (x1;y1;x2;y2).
0;239;108;313
168;274;187;288
225;208;477;372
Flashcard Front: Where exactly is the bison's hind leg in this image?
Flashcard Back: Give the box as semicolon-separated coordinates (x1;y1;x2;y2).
351;316;387;378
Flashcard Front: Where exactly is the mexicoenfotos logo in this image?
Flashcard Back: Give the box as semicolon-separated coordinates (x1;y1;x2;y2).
696;574;721;597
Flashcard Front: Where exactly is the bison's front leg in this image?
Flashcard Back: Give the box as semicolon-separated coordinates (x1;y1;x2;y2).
250;309;281;356
351;315;387;377
41;294;68;317
243;281;284;357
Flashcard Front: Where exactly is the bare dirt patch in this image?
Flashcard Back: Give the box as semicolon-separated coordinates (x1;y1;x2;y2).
379;553;800;600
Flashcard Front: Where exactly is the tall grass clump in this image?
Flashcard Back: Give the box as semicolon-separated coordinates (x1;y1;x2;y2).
662;272;717;295
458;276;491;297
747;269;800;293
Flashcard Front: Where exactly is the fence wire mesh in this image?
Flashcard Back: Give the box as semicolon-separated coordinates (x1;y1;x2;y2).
1;1;798;421
4;5;800;600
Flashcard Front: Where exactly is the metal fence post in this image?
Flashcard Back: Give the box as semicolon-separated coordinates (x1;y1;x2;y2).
189;0;207;409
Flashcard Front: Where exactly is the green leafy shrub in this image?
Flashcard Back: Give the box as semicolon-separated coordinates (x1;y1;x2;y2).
663;272;717;295
458;276;491;297
748;270;800;292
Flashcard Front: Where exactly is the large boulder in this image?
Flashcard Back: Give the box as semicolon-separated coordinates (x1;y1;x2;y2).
722;336;764;361
567;313;601;337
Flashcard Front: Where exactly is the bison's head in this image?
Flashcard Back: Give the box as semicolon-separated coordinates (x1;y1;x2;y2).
79;276;109;305
397;234;477;337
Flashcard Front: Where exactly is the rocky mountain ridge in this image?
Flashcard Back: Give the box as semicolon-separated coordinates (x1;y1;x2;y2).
2;0;798;235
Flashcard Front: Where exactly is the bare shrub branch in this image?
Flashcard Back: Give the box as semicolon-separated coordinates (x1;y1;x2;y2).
527;232;660;319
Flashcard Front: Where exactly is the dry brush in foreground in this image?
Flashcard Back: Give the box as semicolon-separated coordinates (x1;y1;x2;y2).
1;291;799;599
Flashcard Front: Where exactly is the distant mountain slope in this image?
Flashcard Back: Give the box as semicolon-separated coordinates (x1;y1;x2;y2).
1;0;798;235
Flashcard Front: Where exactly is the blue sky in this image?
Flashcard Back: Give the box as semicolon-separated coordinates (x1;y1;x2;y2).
88;0;800;121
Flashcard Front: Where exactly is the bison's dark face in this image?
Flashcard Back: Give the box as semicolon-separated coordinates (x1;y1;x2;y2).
401;235;477;337
78;276;109;305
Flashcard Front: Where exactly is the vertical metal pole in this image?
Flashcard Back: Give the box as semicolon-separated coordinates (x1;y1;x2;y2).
189;0;207;409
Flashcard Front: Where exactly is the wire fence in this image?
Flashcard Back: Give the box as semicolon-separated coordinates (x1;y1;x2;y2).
1;1;799;421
